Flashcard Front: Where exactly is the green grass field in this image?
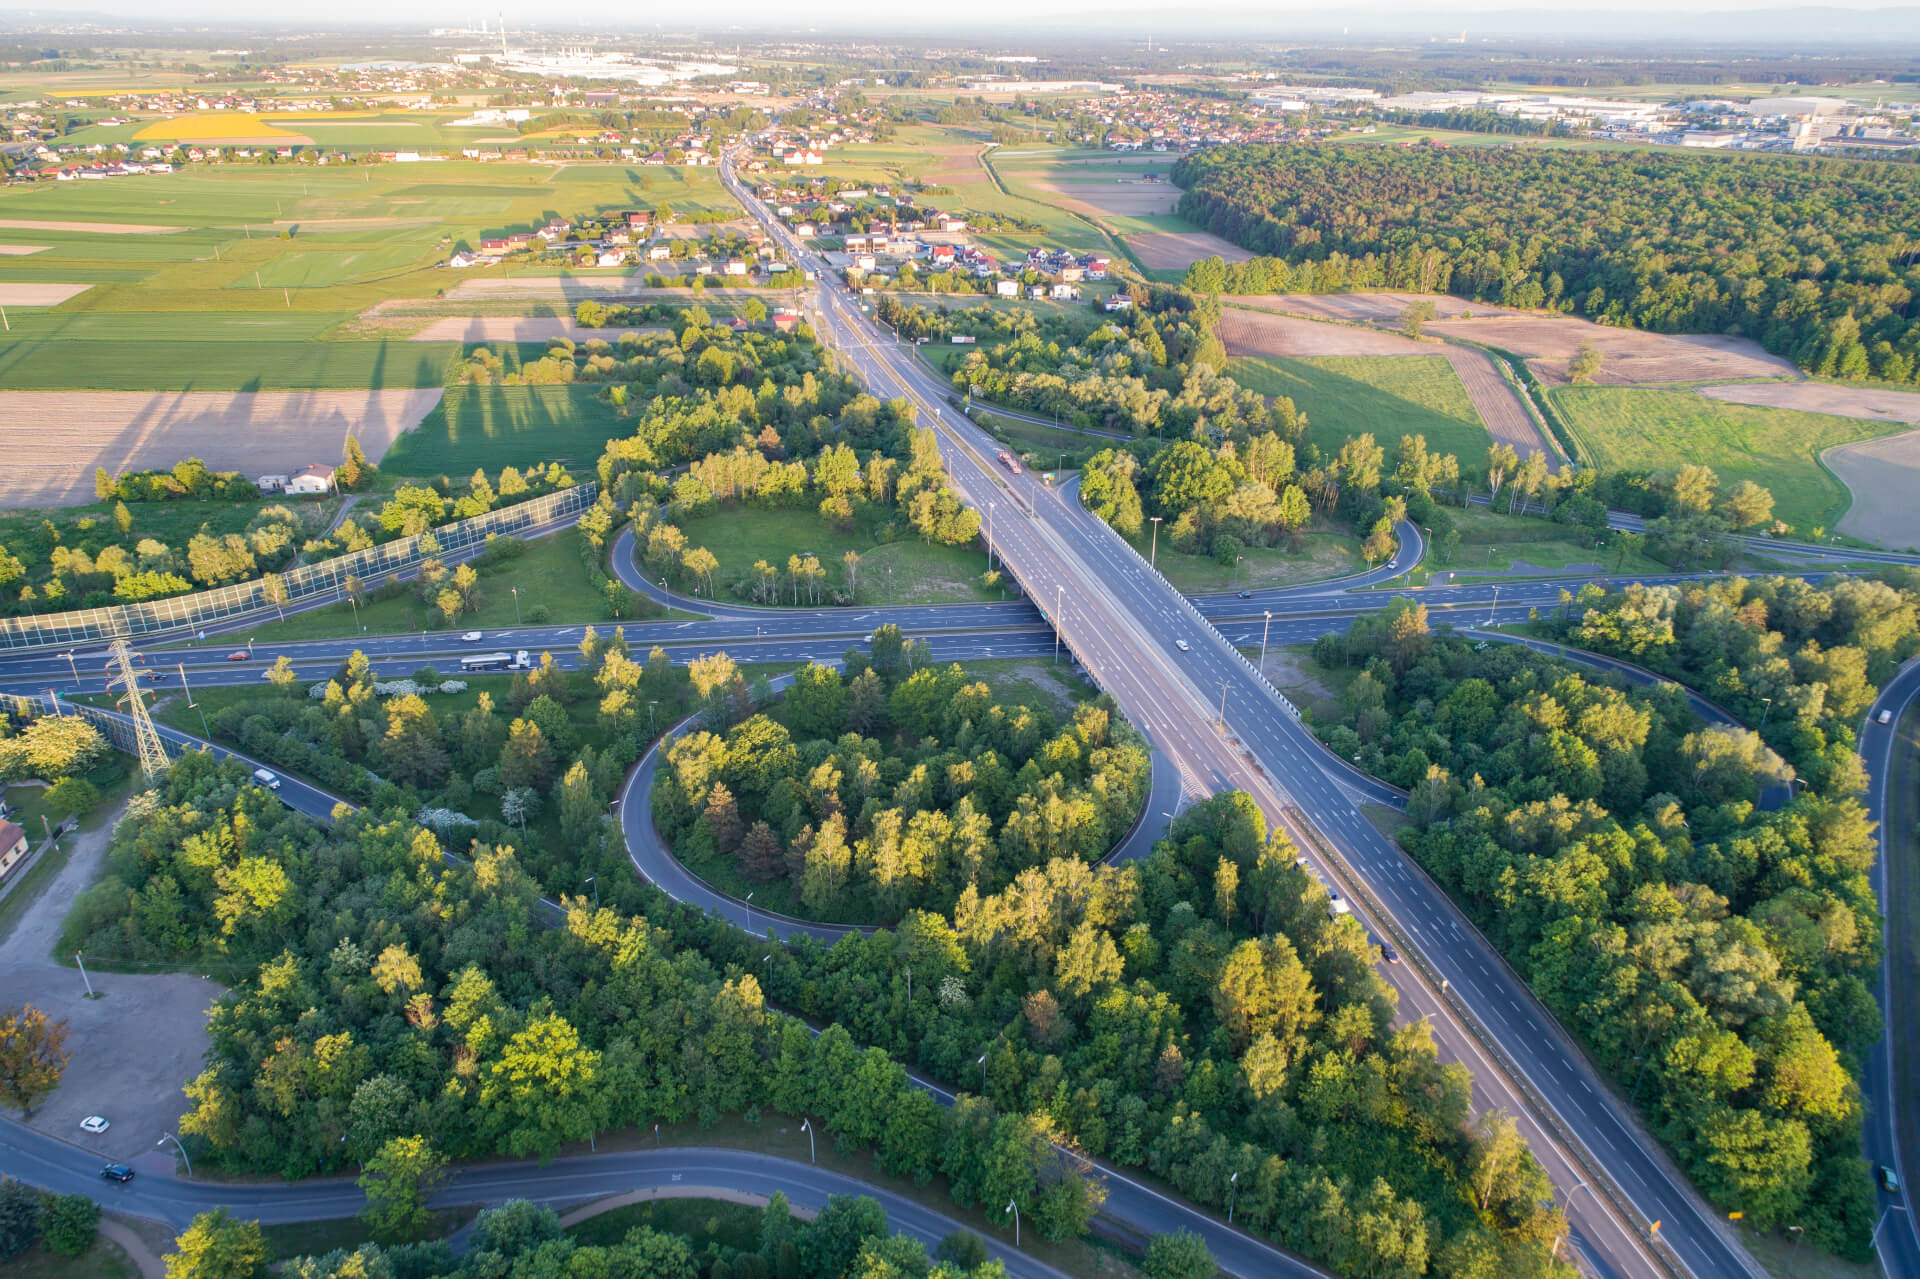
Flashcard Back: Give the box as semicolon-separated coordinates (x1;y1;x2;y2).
247;527;607;643
1225;354;1492;461
674;507;995;608
379;385;629;475
1133;529;1366;594
1432;504;1670;581
2;1239;135;1279
1548;385;1892;533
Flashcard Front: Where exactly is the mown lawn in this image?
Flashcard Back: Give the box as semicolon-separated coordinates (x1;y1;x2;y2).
1224;354;1491;462
248;527;609;644
1129;528;1366;594
674;507;995;607
381;385;630;475
1548;385;1892;534
4;1239;134;1279
1433;503;1670;581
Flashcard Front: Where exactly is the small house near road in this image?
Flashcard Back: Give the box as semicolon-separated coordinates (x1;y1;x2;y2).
0;819;28;882
286;464;337;496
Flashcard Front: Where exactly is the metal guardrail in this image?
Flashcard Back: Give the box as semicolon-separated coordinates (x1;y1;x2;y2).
0;483;598;651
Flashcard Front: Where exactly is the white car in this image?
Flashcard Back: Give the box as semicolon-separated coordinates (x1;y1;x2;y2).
461;631;484;643
79;1115;109;1134
1174;640;1190;652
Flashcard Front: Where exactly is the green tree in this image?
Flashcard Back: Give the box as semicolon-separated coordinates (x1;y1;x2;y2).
1143;1230;1218;1279
480;1013;604;1157
264;654;300;695
41;1192;98;1258
357;1134;446;1242
1568;342;1602;383
0;1179;41;1262
165;1208;269;1279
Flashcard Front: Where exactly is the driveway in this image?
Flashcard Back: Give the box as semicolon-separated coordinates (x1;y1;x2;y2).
0;799;222;1166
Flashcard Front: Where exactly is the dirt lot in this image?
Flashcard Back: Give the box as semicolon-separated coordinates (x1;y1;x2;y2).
0;802;223;1165
1219;307;1430;357
1701;381;1920;424
0;283;88;306
1248;292;1509;325
1826;431;1920;549
0;218;180;235
1032;178;1180;217
1127;229;1254;270
0;388;444;509
408;316;661;343
1426;316;1798;385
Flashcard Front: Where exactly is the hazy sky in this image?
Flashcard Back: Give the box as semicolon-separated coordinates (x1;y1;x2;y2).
20;0;1920;25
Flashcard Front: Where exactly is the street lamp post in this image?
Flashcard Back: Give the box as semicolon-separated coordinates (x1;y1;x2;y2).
1218;682;1228;731
1149;516;1162;571
1260;611;1272;674
1759;696;1773;727
511;586;521;625
744;891;754;937
1785;1224;1803;1275
61;650;78;688
987;502;995;570
1488;585;1500;626
801;1117;815;1164
584;875;598;908
1005;1200;1020;1248
978;1053;988;1095
1228;1170;1240;1224
158;1132;192;1177
648;700;659;732
1053;584;1063;664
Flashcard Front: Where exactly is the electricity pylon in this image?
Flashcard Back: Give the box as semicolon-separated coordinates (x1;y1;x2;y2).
105;638;169;783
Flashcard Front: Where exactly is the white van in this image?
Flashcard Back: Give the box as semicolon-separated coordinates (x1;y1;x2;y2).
252;767;281;791
1878;709;1894;725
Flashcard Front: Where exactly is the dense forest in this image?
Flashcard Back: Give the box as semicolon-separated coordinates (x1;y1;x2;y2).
1311;577;1920;1259
1174;144;1920;382
653;646;1150;924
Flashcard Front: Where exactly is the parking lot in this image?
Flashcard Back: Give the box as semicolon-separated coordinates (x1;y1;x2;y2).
0;807;222;1166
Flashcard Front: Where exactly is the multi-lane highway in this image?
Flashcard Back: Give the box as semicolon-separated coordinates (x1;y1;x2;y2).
721;147;1774;1279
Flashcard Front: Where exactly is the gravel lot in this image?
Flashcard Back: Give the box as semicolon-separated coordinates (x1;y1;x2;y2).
0;802;222;1165
0;388;444;509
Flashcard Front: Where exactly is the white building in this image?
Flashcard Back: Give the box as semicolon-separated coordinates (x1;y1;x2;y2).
286;464;336;496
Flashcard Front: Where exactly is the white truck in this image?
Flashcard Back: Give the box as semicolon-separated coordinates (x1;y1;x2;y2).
252;767;281;791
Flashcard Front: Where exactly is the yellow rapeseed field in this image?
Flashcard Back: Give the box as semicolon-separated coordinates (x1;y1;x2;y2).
133;114;304;142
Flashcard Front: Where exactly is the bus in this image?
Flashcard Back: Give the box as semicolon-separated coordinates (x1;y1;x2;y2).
461;651;531;673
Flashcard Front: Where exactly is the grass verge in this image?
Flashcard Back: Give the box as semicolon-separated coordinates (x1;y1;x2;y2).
261;1209;475;1261
1128;529;1365;595
675;507;995;608
4;1238;134;1279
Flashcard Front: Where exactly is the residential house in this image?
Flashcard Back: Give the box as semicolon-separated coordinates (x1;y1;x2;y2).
286;464;337;496
0;819;26;882
256;474;289;492
597;250;626;268
1050;284;1081;301
647;245;673;261
1103;295;1133;313
724;259;749;277
996;279;1020;297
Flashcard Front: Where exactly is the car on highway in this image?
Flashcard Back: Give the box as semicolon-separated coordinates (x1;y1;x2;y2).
252;767;281;792
226;650;249;661
1175;640;1190;652
1880;708;1895;725
79;1115;109;1134
1238;590;1253;599
462;631;484;643
1379;944;1399;964
99;1163;134;1183
1882;1165;1902;1194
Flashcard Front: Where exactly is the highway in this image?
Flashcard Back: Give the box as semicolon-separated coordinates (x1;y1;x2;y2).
1863;664;1920;1278
0;1118;1079;1279
723;148;1764;1279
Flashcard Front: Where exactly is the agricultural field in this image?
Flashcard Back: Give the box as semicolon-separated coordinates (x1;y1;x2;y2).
0;388;443;508
1549;385;1894;534
1224;353;1492;461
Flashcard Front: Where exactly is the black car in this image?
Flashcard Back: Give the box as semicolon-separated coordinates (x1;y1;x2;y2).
1237;590;1253;599
100;1162;134;1183
1380;944;1400;965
